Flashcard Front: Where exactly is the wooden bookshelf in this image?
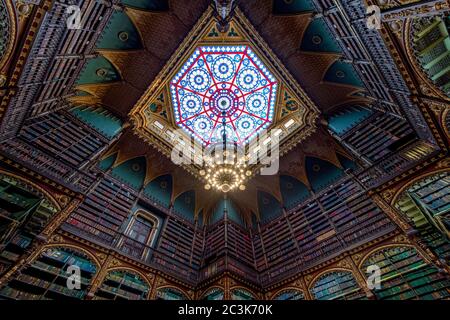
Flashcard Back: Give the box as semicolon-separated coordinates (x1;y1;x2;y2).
94;270;149;300
310;271;366;300
67;177;137;244
273;289;304;300
0;248;96;300
20;113;104;167
156;287;187;300
362;246;450;300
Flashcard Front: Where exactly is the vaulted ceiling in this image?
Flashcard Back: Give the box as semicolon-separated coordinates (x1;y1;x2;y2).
1;0;444;227
60;0;373;224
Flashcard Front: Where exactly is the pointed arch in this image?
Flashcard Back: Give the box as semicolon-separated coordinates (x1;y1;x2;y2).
257;190;283;224
280;174;311;209
96;10;142;50
324;61;364;88
305;156;345;192
76;56;121;85
110;156;147;190
143;174;173;208
173;190;196;223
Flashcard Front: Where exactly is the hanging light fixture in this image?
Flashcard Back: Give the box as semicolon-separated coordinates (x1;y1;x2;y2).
199;111;251;193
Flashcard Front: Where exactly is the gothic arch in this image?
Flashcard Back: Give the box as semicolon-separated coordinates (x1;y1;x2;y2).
308;268;364;300
270;287;305;300
358;244;419;270
155;285;190;300
199;286;224;300
0;169;61;211
391;168;450;206
39;244;101;268
229;286;258;300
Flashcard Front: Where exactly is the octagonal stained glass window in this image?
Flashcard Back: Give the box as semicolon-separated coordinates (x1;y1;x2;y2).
170;46;278;146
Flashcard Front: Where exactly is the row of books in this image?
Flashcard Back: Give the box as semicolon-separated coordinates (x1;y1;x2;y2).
363;246;450;300
95;271;149;300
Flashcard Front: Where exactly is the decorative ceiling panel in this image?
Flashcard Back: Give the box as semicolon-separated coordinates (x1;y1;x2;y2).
130;6;320;176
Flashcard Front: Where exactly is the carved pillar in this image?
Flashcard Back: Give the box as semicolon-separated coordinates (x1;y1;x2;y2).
223;276;231;300
143;272;156;300
371;194;411;232
86;254;114;299
41;196;82;239
347;255;376;300
0;240;44;287
148;273;160;300
300;275;312;300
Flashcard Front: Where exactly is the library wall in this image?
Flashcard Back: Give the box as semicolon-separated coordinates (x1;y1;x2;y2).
360;245;450;299
390;167;450;262
92;269;150;300
254;174;396;286
0;245;98;300
0;167;71;274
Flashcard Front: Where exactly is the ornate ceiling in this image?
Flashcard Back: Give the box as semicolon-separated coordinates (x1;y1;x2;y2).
1;0;447;226
76;1;361;223
59;1;387;223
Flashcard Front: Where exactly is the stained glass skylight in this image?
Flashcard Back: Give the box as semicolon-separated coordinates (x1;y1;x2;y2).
170;46;278;146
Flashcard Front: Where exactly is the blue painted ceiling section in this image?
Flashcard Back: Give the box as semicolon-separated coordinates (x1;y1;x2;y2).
110;157;146;190
301;18;341;53
70;106;122;139
327;105;372;135
280;175;311;210
173;190;196;223
337;153;358;171
258;191;283;224
143;174;172;208
324;61;364;87
76;56;120;84
96;11;142;50
305;157;345;192
121;0;169;10
98;153;117;171
272;0;314;14
211;198;244;226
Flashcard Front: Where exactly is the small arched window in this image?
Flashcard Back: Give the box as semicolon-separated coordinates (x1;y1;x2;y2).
117;211;159;260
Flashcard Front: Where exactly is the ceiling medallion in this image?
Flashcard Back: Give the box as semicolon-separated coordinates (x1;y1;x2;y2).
130;6;320;192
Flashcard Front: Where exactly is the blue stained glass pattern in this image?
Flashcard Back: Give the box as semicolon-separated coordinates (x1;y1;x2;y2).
170;46;278;146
